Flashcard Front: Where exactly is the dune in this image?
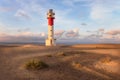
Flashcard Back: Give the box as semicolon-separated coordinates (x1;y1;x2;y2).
71;44;120;49
0;44;120;80
95;60;120;74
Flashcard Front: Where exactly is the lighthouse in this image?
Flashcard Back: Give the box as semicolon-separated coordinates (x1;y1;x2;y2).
45;9;55;46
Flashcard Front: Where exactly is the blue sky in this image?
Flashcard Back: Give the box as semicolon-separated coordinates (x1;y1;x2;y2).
0;0;120;43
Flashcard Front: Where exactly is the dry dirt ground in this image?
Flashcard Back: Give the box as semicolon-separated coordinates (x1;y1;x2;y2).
0;44;120;80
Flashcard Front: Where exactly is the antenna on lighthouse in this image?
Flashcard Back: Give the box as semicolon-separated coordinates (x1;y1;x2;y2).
45;9;56;46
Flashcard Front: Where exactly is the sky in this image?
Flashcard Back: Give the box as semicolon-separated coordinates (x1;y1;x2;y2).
0;0;120;43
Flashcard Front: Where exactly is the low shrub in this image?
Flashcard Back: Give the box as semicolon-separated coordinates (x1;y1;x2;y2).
57;52;66;56
24;59;49;70
46;54;52;57
100;56;111;63
72;61;82;69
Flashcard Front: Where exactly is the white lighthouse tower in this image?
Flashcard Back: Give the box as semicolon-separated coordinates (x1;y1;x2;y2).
45;9;55;46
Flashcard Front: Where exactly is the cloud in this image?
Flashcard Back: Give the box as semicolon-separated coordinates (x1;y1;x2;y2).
81;23;87;26
15;9;31;19
15;0;45;16
98;28;104;32
86;29;105;39
65;28;80;38
0;32;46;42
0;29;119;43
106;30;120;35
0;22;9;32
17;28;30;32
54;30;65;38
16;31;46;37
100;34;120;43
90;0;120;20
40;32;46;37
102;34;114;39
55;9;79;28
0;22;28;34
86;34;97;38
84;29;120;43
0;7;12;12
90;5;110;20
87;29;116;40
62;0;92;6
83;34;120;44
0;22;5;30
0;0;120;44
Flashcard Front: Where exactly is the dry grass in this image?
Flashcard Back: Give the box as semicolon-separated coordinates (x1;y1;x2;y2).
100;56;112;63
56;51;66;56
94;56;119;74
71;61;83;69
46;54;52;57
24;59;49;70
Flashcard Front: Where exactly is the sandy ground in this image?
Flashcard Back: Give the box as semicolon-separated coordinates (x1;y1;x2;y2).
0;44;120;80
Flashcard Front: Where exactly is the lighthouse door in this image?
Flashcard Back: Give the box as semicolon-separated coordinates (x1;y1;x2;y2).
50;39;52;45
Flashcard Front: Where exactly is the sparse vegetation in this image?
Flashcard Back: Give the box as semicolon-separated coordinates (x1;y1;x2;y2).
72;61;83;69
1;44;120;80
24;59;49;70
57;51;66;56
46;54;52;57
100;56;112;63
79;51;86;54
